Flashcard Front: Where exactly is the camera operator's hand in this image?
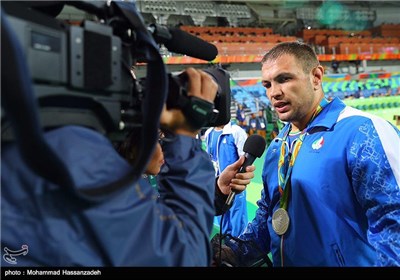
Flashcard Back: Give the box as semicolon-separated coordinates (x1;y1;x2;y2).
160;67;217;137
217;155;255;195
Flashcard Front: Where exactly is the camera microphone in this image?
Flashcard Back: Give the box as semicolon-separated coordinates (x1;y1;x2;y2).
222;134;266;213
148;24;218;61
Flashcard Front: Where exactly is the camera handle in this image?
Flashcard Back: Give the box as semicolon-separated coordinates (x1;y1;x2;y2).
178;95;218;129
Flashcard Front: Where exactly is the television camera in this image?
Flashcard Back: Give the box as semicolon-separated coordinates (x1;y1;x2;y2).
1;0;231;145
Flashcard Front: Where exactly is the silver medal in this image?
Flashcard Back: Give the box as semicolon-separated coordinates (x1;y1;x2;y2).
272;208;290;235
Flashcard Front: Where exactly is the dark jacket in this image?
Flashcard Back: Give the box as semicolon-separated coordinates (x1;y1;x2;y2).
1;126;215;266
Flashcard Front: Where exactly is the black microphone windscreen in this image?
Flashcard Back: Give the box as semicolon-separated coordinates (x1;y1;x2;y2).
243;134;266;158
164;27;218;61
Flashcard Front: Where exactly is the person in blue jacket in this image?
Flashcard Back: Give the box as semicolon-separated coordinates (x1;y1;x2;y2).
205;122;249;237
256;109;267;139
1;66;256;267
248;113;258;136
236;103;247;129
215;42;400;267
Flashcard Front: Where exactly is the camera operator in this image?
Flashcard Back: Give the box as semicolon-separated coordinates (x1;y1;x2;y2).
1;0;257;267
1;64;254;267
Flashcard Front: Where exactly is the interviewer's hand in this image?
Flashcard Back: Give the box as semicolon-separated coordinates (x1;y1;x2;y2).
160;67;217;137
217;156;255;195
212;244;238;267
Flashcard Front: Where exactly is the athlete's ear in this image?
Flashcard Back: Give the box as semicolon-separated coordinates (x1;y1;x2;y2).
312;65;324;88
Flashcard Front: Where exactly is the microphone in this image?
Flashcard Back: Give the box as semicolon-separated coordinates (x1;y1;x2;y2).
148;24;218;61
222;134;266;213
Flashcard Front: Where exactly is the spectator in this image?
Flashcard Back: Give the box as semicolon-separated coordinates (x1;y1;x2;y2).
256;109;267;139
248;113;258;136
236;103;247;129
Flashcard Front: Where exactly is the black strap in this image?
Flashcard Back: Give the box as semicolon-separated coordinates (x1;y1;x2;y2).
180;96;215;129
79;1;167;199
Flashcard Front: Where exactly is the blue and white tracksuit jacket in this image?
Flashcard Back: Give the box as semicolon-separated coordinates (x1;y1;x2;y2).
205;123;248;237
230;98;400;266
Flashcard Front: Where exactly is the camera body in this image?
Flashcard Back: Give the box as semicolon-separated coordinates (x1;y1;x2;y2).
1;1;231;144
1;2;133;142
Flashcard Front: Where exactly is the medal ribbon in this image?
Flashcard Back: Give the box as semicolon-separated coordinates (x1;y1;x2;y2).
277;98;329;209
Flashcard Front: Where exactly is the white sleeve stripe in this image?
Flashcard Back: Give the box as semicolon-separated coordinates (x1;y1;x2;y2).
373;117;400;187
338;106;400;187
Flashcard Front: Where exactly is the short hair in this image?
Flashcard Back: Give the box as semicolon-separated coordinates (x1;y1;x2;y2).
118;128;163;164
261;42;319;73
118;127;141;164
